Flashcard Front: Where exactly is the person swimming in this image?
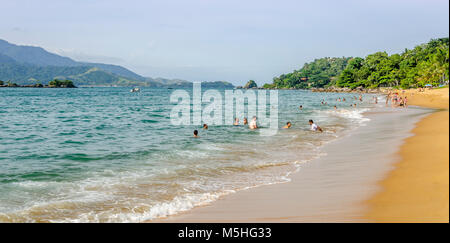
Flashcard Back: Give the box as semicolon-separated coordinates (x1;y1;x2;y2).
283;122;292;129
249;116;258;129
203;124;208;130
233;118;239;126
243;117;248;125
193;130;199;138
299;105;303;110
309;120;323;132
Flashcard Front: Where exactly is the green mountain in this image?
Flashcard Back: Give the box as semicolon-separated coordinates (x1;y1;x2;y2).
265;57;351;89
335;38;449;89
264;38;449;89
0;39;234;88
0;39;77;67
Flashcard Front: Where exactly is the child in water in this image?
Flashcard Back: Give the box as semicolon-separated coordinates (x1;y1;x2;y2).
283;122;292;129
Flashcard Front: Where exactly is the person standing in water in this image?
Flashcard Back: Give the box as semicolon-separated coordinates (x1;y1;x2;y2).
249;116;258;129
193;130;199;138
309;120;323;132
243;117;248;125
203;124;208;130
233;118;239;126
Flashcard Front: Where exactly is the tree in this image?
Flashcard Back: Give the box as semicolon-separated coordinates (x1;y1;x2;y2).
48;79;76;88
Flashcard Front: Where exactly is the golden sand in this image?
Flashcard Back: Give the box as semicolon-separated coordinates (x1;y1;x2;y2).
366;88;449;222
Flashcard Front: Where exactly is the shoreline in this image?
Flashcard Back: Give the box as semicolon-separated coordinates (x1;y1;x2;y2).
365;88;449;222
150;99;434;222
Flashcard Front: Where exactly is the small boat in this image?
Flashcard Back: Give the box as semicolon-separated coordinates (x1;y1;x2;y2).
130;88;140;93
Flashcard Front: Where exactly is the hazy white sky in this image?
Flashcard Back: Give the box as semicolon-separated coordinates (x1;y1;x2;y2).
1;0;449;85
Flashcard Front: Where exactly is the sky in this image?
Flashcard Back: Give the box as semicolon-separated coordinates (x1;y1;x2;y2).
1;0;449;85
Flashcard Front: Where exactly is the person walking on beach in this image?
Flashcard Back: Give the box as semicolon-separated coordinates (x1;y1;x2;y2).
399;97;404;107
386;92;391;106
309;120;323;132
392;93;398;107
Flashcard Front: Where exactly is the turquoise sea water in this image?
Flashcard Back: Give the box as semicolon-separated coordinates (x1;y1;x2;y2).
0;87;379;222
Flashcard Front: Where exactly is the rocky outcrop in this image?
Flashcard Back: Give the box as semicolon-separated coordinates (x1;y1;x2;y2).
243;80;258;89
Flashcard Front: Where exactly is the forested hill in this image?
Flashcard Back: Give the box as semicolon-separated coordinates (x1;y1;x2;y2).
336;38;449;89
0;39;235;88
264;38;449;89
263;57;351;89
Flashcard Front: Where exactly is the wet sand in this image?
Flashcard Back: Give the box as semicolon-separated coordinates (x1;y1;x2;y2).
152;105;432;222
366;88;449;222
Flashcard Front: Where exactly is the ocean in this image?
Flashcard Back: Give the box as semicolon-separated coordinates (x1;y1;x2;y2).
0;87;381;222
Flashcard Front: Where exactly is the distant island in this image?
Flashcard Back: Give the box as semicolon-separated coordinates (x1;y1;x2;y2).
0;39;234;89
0;79;76;88
261;38;449;90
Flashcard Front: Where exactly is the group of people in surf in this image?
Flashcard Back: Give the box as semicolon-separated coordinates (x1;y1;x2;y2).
192;93;389;137
193;109;324;138
321;94;364;109
386;91;408;108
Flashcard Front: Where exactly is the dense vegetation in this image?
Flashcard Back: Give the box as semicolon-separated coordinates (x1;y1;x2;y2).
336;38;449;89
264;57;351;89
264;38;449;89
48;79;76;88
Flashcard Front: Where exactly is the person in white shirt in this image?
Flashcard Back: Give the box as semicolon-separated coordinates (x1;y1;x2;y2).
249;116;258;130
309;120;323;132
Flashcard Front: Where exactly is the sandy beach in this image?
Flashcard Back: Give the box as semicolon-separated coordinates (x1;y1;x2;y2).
152;88;449;223
366;88;449;222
